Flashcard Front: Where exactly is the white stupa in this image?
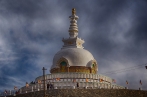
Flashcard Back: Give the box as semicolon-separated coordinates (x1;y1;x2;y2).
20;9;124;93
50;8;98;74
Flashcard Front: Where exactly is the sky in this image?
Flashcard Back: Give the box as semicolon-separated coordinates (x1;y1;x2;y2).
0;0;147;92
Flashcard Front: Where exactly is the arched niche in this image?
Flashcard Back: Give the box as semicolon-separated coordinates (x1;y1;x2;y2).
88;59;98;74
60;61;67;72
56;57;69;72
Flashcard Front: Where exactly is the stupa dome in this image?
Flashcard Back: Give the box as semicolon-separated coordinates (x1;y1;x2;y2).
51;48;96;69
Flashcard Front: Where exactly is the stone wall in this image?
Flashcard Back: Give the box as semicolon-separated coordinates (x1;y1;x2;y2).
7;89;147;97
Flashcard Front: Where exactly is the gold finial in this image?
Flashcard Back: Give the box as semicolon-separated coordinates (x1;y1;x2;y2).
72;8;76;15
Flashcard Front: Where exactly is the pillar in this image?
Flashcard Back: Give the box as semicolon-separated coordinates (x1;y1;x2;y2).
32;86;33;92
10;90;12;95
38;84;40;91
20;89;22;93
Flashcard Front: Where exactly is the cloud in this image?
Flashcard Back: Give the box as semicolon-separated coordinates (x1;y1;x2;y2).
0;0;147;92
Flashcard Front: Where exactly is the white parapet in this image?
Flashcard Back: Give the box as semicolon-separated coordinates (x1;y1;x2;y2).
19;73;124;93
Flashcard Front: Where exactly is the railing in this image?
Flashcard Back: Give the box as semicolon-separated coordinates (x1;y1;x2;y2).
0;90;16;97
0;73;124;96
35;73;113;84
17;73;124;94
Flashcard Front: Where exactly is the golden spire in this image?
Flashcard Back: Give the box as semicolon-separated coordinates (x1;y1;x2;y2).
72;8;76;15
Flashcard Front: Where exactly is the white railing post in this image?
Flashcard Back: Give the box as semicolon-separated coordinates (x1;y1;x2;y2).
45;84;47;90
32;86;33;92
85;86;87;89
35;85;36;90
38;84;40;91
9;90;11;95
41;84;42;90
20;89;22;94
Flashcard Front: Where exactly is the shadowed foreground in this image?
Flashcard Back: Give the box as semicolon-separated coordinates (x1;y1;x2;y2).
6;89;147;97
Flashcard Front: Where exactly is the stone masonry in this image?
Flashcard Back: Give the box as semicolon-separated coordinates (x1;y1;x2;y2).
7;89;147;97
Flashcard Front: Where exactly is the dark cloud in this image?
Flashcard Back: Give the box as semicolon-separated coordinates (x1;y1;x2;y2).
0;0;147;92
0;0;46;18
